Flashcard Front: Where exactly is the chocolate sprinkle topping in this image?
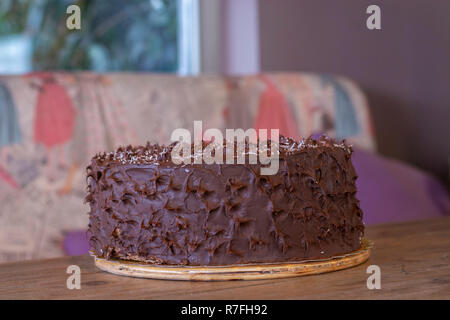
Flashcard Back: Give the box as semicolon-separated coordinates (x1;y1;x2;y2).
92;135;352;165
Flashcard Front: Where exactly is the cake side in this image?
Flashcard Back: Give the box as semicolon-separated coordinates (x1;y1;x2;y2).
86;137;364;266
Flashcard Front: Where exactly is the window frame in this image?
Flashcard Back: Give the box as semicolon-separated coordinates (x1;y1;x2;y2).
177;0;201;75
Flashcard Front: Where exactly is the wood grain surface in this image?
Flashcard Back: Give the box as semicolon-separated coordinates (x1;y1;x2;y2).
0;217;449;299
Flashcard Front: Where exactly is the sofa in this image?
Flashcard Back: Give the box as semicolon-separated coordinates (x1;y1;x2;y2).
0;72;448;262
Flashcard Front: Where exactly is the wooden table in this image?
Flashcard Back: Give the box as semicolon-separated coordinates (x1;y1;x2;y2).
0;217;449;299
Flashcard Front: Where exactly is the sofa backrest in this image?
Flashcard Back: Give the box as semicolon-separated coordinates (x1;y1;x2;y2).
0;71;375;262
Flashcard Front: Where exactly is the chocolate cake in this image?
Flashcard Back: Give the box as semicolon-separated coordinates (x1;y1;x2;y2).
86;136;364;266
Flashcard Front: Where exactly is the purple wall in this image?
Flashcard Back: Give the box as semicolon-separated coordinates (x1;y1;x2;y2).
220;0;260;74
259;0;450;183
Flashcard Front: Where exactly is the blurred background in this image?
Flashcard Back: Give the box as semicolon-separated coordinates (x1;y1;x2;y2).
0;0;449;262
0;0;178;72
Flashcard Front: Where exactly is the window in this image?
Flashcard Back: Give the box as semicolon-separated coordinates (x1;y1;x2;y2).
0;0;200;74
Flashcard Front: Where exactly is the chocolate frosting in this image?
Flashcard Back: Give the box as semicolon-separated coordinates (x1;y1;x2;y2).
86;136;364;266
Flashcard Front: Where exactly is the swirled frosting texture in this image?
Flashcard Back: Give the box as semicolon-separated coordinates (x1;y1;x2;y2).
86;136;364;265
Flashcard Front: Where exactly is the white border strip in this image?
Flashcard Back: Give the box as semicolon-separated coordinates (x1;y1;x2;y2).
177;0;201;75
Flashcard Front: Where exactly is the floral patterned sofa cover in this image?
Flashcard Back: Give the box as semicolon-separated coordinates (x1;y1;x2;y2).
0;72;378;262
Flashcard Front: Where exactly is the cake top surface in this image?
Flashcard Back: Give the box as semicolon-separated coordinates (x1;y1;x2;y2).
91;135;353;166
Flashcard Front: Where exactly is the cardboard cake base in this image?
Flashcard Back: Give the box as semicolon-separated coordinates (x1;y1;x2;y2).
93;239;372;281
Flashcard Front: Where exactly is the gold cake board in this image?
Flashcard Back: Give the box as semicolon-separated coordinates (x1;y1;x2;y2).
93;239;371;281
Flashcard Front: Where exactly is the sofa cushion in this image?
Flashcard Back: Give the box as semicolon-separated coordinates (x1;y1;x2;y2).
353;148;450;224
224;73;376;151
